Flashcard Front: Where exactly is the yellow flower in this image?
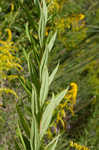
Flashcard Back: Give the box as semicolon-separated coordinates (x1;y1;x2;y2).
0;28;22;77
45;26;50;36
0;88;18;99
0;28;22;99
10;3;14;12
69;141;90;150
64;82;78;115
79;13;85;20
5;28;12;42
70;82;78;105
64;82;78;104
47;128;53;138
48;0;60;12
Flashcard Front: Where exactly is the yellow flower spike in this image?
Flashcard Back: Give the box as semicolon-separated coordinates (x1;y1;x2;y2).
70;141;74;147
10;3;14;12
5;28;12;42
7;75;18;80
60;118;65;129
56;112;60;123
0;40;7;45
69;141;90;150
47;128;53;139
45;26;50;36
69;106;74;116
0;88;18;99
70;82;78;105
33;34;38;40
61;109;66;118
79;14;85;20
64;93;72;99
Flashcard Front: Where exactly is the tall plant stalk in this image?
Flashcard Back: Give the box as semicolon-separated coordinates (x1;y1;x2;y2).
15;1;68;150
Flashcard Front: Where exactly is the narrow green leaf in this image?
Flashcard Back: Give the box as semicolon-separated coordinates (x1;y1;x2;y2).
40;66;49;107
45;135;60;150
49;63;59;86
17;106;30;138
19;0;24;4
23;135;31;150
14;139;21;150
23;49;39;90
40;94;55;139
30;119;34;150
38;0;47;47
19;76;31;97
34;117;40;150
30;117;40;150
54;88;69;107
34;0;39;5
25;22;31;42
31;84;38;115
40;47;48;81
40;88;68;139
17;123;26;150
46;32;57;52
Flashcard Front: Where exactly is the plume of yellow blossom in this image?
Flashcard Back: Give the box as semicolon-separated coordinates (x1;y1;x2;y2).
10;3;14;12
64;82;78;115
0;88;18;99
46;83;78;139
79;13;85;20
64;82;78;105
0;28;22;80
70;141;90;150
0;28;22;100
47;0;60;12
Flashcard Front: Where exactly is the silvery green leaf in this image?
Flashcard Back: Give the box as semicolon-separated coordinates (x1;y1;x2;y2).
34;0;39;5
54;87;69;107
19;0;24;4
40;66;49;107
40;94;55;139
17;123;26;150
38;0;47;47
31;84;38;116
30;119;34;150
49;63;59;86
34;117;40;150
40;88;67;139
46;32;57;52
25;22;31;42
45;135;60;150
30;117;40;150
40;47;48;81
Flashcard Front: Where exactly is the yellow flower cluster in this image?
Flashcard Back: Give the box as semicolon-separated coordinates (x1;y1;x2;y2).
0;88;18;99
0;28;22;100
65;82;78;105
0;28;22;80
55;18;65;32
55;83;78;129
46;82;78;139
46;0;65;13
47;0;59;12
64;82;78;115
70;13;85;31
70;141;90;150
10;3;14;12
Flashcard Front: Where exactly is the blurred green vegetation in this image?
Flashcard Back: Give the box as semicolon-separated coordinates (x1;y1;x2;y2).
0;0;99;149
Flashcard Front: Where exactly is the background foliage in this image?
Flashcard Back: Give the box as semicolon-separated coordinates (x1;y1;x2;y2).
0;0;99;149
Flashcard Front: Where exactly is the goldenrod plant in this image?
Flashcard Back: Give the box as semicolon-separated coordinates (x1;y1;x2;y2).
46;82;78;139
0;28;22;105
70;141;90;150
15;0;68;149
